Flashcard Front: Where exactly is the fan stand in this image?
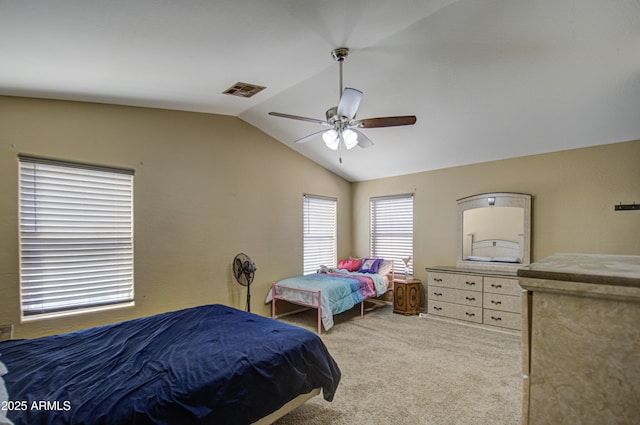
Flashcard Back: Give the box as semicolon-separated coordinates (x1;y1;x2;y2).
232;253;256;313
246;285;251;313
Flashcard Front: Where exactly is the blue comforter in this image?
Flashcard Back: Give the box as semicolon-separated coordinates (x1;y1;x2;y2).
0;305;341;425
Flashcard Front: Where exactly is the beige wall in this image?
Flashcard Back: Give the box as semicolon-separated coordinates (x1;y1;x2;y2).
352;140;640;289
2;95;638;338
0;96;352;338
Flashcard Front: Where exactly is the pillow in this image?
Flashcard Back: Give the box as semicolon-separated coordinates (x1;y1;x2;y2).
359;258;383;274
377;259;393;276
491;256;521;263
338;258;362;272
465;255;492;262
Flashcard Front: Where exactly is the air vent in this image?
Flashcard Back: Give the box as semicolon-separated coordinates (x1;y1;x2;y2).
223;82;266;98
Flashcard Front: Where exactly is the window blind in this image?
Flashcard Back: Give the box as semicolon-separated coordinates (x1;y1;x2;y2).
303;195;337;275
370;194;414;275
19;155;134;318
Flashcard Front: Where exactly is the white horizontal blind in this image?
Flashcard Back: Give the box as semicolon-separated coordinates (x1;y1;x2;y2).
19;156;134;318
303;195;337;275
370;194;414;275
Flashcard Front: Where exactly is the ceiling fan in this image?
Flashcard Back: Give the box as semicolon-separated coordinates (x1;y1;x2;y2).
269;47;417;160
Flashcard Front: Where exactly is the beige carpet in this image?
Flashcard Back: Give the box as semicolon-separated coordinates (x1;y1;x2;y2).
273;304;522;425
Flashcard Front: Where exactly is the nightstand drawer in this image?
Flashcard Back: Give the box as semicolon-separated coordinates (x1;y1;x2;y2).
483;277;521;296
428;272;482;292
428;300;483;324
483;309;521;330
429;286;482;308
483;293;521;313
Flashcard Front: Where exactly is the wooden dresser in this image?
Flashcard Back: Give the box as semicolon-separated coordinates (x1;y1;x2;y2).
426;266;523;330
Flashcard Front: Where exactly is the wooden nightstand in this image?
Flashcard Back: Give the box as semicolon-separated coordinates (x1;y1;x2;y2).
393;278;421;315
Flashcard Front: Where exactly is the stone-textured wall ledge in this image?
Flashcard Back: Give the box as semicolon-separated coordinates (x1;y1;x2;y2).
518;253;640;290
519;253;640;425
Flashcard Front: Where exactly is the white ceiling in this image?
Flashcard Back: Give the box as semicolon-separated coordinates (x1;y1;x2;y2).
2;0;639;182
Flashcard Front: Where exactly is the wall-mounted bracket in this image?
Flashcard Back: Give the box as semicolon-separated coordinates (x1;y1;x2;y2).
614;202;640;211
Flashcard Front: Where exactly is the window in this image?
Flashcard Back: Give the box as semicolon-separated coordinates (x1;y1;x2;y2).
18;155;134;319
303;194;337;275
370;194;414;275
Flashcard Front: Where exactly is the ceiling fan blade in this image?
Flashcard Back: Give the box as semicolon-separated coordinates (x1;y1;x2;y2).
269;112;331;126
336;88;363;119
294;129;326;144
355;115;417;128
352;129;373;148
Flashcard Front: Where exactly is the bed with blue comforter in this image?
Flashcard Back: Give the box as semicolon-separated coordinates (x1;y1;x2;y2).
0;304;341;425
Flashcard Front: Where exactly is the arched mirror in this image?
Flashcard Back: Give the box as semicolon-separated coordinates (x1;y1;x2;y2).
456;192;532;272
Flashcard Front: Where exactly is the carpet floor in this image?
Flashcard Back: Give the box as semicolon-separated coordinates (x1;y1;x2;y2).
273;304;522;425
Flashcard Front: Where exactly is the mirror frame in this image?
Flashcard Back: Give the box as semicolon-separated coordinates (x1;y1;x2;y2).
456;192;532;272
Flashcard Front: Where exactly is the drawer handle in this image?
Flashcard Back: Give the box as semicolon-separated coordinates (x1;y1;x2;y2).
465;281;476;286
490;316;502;321
433;292;443;296
433;306;443;311
434;278;443;282
491;284;503;288
490;300;502;305
465;296;476;301
465;312;475;317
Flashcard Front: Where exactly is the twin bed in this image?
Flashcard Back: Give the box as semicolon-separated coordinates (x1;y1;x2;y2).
266;258;394;334
0;304;341;425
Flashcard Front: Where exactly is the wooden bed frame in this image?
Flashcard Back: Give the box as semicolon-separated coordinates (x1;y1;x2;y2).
270;261;395;334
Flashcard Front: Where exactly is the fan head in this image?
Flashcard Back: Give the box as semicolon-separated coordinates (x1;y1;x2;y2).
233;253;256;287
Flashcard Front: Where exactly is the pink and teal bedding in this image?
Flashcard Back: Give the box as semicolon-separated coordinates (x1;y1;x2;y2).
0;304;341;425
266;270;389;331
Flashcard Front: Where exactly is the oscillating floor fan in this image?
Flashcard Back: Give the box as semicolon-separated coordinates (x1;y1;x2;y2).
232;253;257;312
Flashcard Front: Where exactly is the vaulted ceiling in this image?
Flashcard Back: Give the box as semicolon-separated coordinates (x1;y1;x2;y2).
2;0;639;182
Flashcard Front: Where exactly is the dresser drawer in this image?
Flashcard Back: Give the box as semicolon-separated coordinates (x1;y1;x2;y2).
429;286;482;307
484;277;521;296
483;293;521;313
483;309;521;330
428;300;483;324
428;272;482;292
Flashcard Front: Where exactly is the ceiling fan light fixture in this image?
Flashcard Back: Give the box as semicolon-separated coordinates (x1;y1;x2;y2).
343;129;358;150
268;46;417;158
322;129;339;150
